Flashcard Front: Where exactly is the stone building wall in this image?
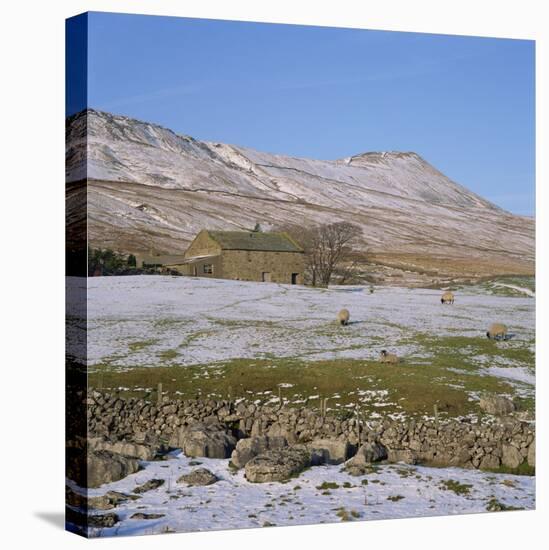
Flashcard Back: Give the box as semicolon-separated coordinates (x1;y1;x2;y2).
171;255;222;278
183;230;221;259
221;250;304;283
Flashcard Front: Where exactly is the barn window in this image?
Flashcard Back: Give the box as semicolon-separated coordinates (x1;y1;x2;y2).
203;264;213;274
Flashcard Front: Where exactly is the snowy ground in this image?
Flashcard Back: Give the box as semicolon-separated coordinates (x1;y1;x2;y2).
66;276;536;536
76;276;535;407
81;276;534;369
71;450;535;537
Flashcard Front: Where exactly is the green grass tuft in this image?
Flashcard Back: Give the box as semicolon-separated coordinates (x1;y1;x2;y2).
440;479;473;495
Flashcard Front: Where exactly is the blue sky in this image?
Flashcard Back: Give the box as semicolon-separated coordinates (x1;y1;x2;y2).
69;12;535;215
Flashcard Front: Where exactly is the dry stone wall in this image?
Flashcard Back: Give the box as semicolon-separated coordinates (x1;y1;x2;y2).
86;391;535;472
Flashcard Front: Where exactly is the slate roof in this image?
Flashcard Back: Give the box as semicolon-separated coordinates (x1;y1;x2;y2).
207;231;303;253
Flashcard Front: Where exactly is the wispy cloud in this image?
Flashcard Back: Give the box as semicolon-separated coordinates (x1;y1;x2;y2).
272;54;471;93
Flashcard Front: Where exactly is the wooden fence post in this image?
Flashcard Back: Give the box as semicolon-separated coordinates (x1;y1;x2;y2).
157;382;162;406
355;405;361;442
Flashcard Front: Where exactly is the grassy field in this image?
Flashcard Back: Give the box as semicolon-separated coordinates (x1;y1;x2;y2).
84;276;535;421
89;332;534;420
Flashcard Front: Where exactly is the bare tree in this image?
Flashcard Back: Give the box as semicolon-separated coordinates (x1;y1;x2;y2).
312;222;362;285
276;222;362;286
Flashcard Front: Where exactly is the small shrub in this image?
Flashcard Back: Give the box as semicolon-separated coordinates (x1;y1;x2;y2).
335;508;351;521
486;498;524;512
316;481;340;490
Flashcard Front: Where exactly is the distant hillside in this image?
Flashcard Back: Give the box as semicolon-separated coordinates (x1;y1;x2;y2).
66;109;534;282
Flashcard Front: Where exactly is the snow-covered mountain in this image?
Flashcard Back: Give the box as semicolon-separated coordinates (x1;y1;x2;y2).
66;109;534;279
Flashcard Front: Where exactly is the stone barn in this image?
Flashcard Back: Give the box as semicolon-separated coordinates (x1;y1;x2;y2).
169;230;305;284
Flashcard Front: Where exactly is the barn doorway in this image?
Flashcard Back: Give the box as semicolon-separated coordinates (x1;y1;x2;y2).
262;272;271;282
291;273;298;285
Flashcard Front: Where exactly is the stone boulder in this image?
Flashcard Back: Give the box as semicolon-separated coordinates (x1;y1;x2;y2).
528;439;535;468
386;448;418;465
344;442;387;474
133;478;165;494
502;444;523;469
266;423;297;443
447;446;473;468
479;454;501;470
89;437;156;461
230;435;288;469
356;442;387;463
308;438;355;465
66;486;139;510
177;468;218;486
479;395;515;416
130;513;165;520
169;422;237;459
66;507;120;532
245;447;311;483
87;451;141;488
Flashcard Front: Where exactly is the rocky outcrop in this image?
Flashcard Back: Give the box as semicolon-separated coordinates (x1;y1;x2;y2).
87;451;141;488
308;438;355;465
169;422;237;459
177;468;218;486
130;513;165;520
65;507;120;532
231;435;288;469
133;479;165;494
479;454;501;470
244;448;311;483
89;437;157;461
345;442;388;475
502;444;523;469
387;449;418;465
66;486;140;510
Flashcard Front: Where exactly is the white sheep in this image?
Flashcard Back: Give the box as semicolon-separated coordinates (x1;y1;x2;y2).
486;323;508;340
379;350;400;364
337;309;350;325
441;291;455;304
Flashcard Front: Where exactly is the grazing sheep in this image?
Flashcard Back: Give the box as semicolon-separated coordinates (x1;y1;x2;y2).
486;323;508;340
379;350;400;364
441;291;455;304
337;309;350;325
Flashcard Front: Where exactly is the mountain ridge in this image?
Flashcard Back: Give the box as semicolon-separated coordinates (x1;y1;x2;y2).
66;109;534;282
